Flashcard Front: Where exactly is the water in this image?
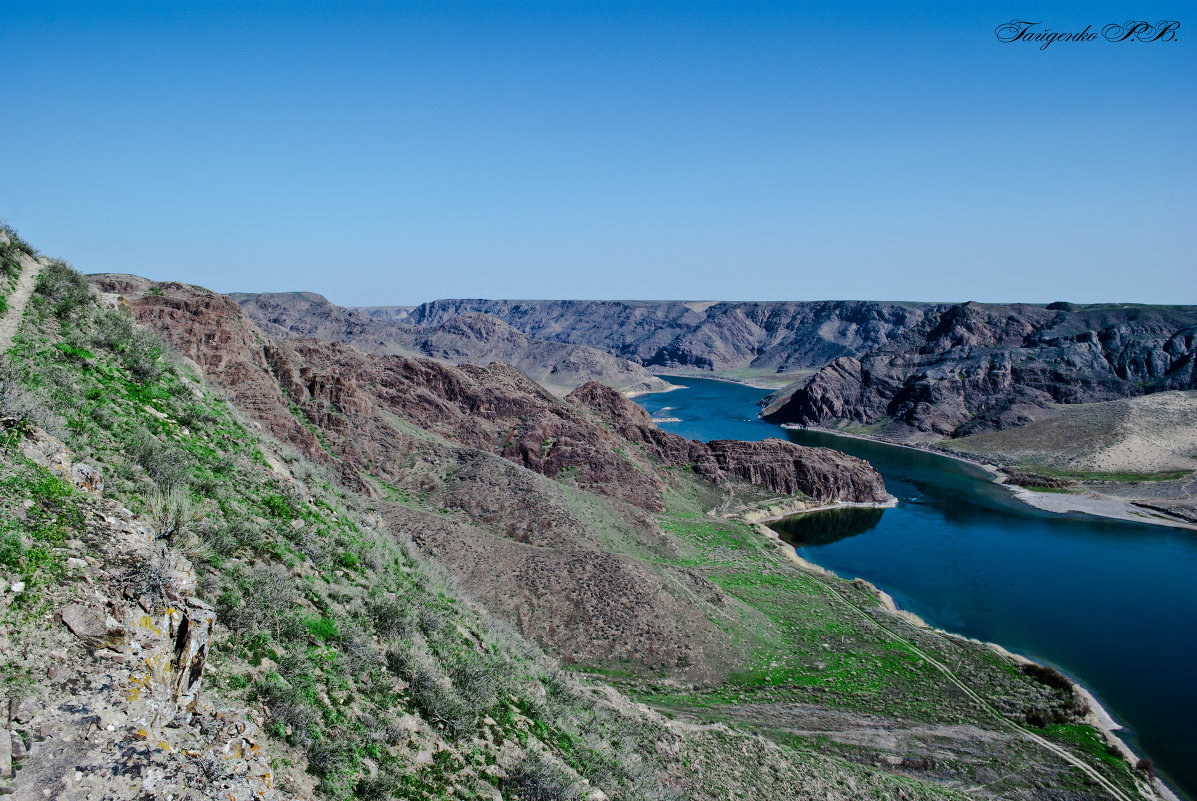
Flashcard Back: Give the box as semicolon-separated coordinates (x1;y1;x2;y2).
636;376;1197;798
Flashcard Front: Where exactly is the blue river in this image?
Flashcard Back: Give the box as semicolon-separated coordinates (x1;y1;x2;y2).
635;375;1196;799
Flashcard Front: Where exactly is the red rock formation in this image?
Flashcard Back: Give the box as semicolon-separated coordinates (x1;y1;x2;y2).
566;382;889;504
105;279;888;510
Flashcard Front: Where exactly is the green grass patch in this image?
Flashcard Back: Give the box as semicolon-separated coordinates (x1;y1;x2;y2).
1018;465;1191;483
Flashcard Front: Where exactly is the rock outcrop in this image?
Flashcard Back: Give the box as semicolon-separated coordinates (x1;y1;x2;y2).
403;298;931;373
762;302;1197;439
392;298;1197;440
1;428;286;801
566;382;889;504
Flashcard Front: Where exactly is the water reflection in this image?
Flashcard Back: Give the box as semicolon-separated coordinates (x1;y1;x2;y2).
768;506;884;547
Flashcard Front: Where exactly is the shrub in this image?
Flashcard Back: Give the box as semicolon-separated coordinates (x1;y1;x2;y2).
451;652;511;710
415;681;473;739
198;518;241;556
91;309;164;382
219;565;294;637
386;642;475;738
0;221;35;257
34;260;91;320
128;431;193;489
0;367;65;437
0;528;23;570
119;547;179;606
0;224;33;283
354;774;401;801
177;402;220;429
262;492;299;520
1021;663;1073;694
304;615;339;642
500;753;580;801
368;596;411;640
306;739;355;795
146;486;210;540
256;672;317;745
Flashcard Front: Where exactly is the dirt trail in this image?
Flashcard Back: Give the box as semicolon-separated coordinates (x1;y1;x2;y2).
0;239;41;351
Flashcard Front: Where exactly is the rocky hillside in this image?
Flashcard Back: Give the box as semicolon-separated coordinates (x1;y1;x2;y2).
400;298;932;373
0;229;1167;801
566;381;888;504
231;290;675;396
90;274;891;685
106;279;887;516
761;301;1197;439
1;249;979;801
395;299;1197;439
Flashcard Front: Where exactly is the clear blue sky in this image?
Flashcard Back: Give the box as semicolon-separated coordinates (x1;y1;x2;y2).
2;1;1193;305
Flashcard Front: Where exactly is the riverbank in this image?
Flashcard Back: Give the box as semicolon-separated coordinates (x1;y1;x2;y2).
636;374;1196;796
740;496;897;525
649;368;801;392
623;381;684;398
753;518;1178;801
780;423;1197;532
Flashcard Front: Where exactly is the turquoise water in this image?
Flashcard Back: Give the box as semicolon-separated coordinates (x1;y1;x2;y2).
636;376;1197;798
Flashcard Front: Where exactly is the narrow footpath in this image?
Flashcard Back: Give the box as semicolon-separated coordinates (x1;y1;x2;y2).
0;235;41;351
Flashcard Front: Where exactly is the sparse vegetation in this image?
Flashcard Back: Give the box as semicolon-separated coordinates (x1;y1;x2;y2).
1;258;793;799
0;253;1152;800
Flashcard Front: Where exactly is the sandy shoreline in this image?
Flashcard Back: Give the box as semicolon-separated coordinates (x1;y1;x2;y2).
782;424;1197;532
646;370;793;392
746;496;898;524
622;381;686;398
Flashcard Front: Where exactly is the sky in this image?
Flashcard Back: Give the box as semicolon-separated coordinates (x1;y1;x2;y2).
2;1;1193;305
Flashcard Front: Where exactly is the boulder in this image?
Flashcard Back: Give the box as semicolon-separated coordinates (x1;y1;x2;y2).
0;725;10;779
59;604;126;650
70;463;103;494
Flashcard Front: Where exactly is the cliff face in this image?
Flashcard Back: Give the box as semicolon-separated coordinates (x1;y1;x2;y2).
399;298;1197;438
761;302;1197;438
566;382;889;504
231;290;674;396
403;298;931;372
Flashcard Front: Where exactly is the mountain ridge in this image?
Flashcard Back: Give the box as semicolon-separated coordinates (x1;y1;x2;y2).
229;289;675;397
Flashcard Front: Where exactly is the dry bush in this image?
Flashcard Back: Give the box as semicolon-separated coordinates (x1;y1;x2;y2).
501;753;579;801
219;564;295;637
146;486;211;540
119;546;178;606
0;366;66;437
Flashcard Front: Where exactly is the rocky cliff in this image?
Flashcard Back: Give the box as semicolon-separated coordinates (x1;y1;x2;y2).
231;290;675;396
566;381;889;504
401;298;932;373
397;298;1197;439
761;301;1197;439
104;278;888;513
